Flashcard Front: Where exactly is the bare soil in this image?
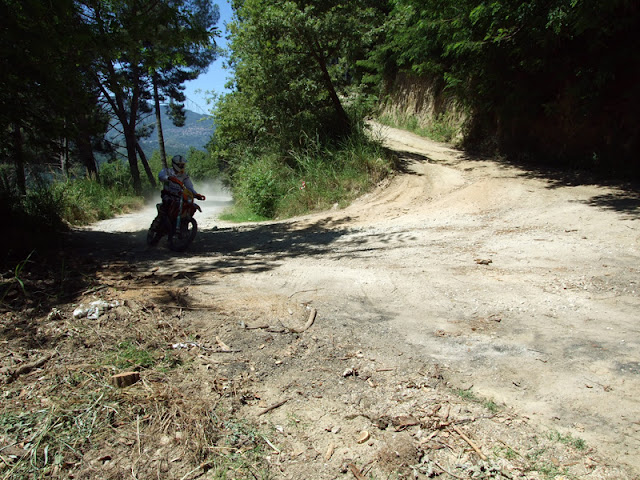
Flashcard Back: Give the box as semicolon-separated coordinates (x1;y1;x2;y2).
2;124;639;479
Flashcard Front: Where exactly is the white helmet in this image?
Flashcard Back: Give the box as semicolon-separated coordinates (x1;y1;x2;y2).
172;155;186;174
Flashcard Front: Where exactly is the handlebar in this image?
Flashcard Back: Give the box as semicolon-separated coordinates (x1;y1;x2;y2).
169;177;204;201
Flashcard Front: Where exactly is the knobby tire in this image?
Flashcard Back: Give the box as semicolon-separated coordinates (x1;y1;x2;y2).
169;218;197;252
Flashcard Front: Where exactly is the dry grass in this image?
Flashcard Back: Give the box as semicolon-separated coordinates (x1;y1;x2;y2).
0;289;271;480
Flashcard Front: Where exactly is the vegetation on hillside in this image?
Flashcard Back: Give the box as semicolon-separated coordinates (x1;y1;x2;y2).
373;0;639;172
207;0;393;219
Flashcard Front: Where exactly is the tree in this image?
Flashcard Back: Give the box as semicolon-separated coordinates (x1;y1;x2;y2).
0;0;101;193
380;0;640;171
223;0;383;150
146;0;220;168
84;0;219;193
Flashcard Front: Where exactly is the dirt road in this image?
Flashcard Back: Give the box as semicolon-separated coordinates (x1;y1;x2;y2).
82;124;640;478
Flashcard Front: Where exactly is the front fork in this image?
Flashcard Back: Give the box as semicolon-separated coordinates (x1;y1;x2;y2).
175;195;184;233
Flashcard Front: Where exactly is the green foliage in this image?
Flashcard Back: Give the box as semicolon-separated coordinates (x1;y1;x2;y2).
0;0;99;186
547;430;586;451
50;167;143;225
376;0;640;171
235;156;286;218
1;158;145;264
105;341;156;370
219;0;385;151
0;251;35;303
0;398;110;479
186;146;219;180
224;126;391;220
379;112;460;144
210;0;393;220
453;387;501;413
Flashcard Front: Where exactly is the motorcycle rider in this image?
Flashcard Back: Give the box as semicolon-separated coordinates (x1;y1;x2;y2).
158;154;205;211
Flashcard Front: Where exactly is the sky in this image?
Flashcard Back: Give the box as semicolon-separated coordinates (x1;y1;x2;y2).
182;0;234;115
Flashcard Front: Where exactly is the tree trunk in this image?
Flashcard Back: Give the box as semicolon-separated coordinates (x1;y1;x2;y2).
61;137;70;179
153;74;169;169
123;123;142;195
76;131;100;180
13;123;26;195
136;142;157;187
316;54;351;136
127;68;143;195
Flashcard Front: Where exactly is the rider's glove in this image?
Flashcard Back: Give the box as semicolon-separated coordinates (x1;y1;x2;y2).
195;193;206;201
168;176;184;186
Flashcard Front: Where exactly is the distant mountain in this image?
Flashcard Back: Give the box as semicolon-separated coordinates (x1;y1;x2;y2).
137;108;215;157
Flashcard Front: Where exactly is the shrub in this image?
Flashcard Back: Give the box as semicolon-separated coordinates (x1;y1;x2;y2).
236;156;285;218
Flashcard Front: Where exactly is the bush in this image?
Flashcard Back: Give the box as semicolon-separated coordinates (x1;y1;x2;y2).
224;125;393;220
235;156;285;218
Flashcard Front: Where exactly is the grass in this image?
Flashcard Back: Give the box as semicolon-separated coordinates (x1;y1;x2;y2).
0;287;274;480
493;444;519;460
226;127;394;221
104;340;156;370
219;205;270;223
523;431;587;479
378;112;460;144
52;176;144;225
547;430;587;451
453;387;501;414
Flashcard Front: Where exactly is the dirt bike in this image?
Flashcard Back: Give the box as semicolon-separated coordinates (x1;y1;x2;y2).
147;183;205;252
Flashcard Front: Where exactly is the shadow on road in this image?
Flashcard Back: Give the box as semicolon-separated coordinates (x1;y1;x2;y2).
478;155;640;220
63;216;365;288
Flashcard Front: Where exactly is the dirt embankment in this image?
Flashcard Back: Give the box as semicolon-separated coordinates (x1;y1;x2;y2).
1;124;639;479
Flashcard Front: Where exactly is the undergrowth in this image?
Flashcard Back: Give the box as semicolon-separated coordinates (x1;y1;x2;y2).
0;298;272;480
1;162;146;264
224;127;394;221
378;112;460;144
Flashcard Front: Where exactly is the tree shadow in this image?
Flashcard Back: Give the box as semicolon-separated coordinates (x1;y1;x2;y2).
442;148;640;220
508;160;640;220
383;147;430;175
581;191;640;220
58;216;367;288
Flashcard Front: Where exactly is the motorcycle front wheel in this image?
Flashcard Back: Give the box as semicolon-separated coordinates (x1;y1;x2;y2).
147;215;165;246
168;218;197;252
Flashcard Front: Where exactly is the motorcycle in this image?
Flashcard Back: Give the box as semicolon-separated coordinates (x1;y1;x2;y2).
147;184;205;252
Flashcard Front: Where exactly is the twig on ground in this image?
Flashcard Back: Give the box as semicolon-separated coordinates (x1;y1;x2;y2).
288;289;318;298
289;308;317;333
2;352;55;383
261;435;281;453
451;424;487;460
160;304;219;310
258;399;289;416
348;463;367;480
433;461;466;479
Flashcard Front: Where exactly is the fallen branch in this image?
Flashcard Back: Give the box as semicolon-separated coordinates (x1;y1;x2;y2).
3;352;55;383
245;324;270;330
451;424;487;461
348;463;367;480
433;461;466;480
289;308;317;333
160;304;220;311
258;399;289;416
